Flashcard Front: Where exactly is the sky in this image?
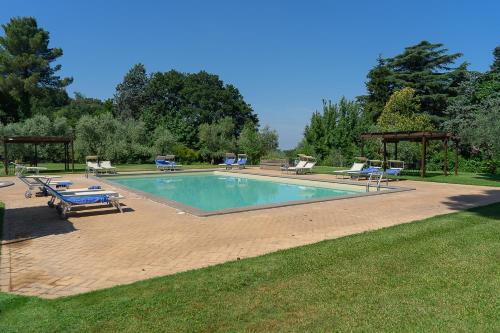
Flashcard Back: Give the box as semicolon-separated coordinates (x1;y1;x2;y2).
2;1;500;148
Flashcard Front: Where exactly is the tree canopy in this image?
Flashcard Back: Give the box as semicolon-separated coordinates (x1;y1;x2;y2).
377;88;434;132
301;98;367;163
362;41;467;124
0;17;72;122
114;66;259;148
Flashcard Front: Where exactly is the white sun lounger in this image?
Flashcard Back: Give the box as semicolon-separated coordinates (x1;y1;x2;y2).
99;161;117;174
86;161;106;176
19;175;73;198
333;162;365;178
298;160;317;174
281;160;307;173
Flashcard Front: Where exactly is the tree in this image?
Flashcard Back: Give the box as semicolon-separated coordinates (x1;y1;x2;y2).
362;56;394;121
302;98;366;162
259;126;279;154
475;46;500;101
469;99;500;159
377;88;434;132
114;63;149;120
238;122;261;164
74;114;150;162
237;123;279;164
114;66;259;148
490;46;500;73
389;41;466;119
55;92;113;126
0;17;72;122
198;117;236;163
152;124;176;156
361;41;467;123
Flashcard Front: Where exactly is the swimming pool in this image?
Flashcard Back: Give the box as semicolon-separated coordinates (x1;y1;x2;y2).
105;171;392;216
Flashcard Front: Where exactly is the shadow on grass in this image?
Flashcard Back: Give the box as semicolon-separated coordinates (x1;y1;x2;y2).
472;173;500;182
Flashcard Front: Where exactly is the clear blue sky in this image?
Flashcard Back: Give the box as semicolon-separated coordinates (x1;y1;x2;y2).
3;1;500;148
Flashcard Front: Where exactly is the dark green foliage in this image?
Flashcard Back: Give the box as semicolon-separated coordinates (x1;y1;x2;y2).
361;41;467;123
115;66;258;149
490;46;500;73
55;92;113;127
444;48;500;169
361;56;394;121
475;46;500;101
114;64;149;120
0;17;72;122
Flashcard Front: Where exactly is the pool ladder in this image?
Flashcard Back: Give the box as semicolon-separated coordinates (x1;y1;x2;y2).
366;172;386;192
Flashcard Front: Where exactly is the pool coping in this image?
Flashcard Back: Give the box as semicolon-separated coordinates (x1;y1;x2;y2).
93;170;415;217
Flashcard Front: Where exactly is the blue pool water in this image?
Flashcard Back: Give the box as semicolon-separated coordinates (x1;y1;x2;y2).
109;173;361;212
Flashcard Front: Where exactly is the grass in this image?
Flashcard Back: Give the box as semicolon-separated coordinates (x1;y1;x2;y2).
0;162;223;176
1;203;499;332
313;165;500;187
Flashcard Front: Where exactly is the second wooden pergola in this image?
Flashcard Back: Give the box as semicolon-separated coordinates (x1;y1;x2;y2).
360;131;458;177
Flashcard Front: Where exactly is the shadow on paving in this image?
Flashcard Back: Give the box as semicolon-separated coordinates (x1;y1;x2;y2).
442;189;500;216
2;204;133;243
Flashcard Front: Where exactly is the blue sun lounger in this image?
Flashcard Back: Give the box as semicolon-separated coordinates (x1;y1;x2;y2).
155;159;171;170
233;154;247;169
45;185;124;218
219;153;236;169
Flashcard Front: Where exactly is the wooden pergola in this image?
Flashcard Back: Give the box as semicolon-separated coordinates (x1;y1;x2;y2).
2;136;74;175
360;131;458;177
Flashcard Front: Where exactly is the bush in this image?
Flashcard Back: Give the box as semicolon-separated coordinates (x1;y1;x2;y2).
172;144;199;164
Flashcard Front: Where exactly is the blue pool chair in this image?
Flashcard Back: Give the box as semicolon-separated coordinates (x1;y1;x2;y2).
155;159;171;171
233;154;247;169
45;185;124;218
347;167;381;180
219;154;236;169
384;168;403;181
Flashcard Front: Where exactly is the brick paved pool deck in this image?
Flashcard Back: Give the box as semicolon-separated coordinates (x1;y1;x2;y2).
1;168;500;298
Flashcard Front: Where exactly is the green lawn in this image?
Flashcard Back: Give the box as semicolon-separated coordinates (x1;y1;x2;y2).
313;165;500;187
1;203;499;332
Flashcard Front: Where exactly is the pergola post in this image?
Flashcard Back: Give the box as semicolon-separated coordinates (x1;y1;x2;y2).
71;139;74;173
420;136;427;177
3;138;8;175
444;138;448;176
64;143;68;171
454;141;459;176
34;144;38;167
394;142;398;160
383;140;387;170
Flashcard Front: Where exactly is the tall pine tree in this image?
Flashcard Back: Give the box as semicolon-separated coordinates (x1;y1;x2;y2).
362;41;467;124
0;17;72;122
